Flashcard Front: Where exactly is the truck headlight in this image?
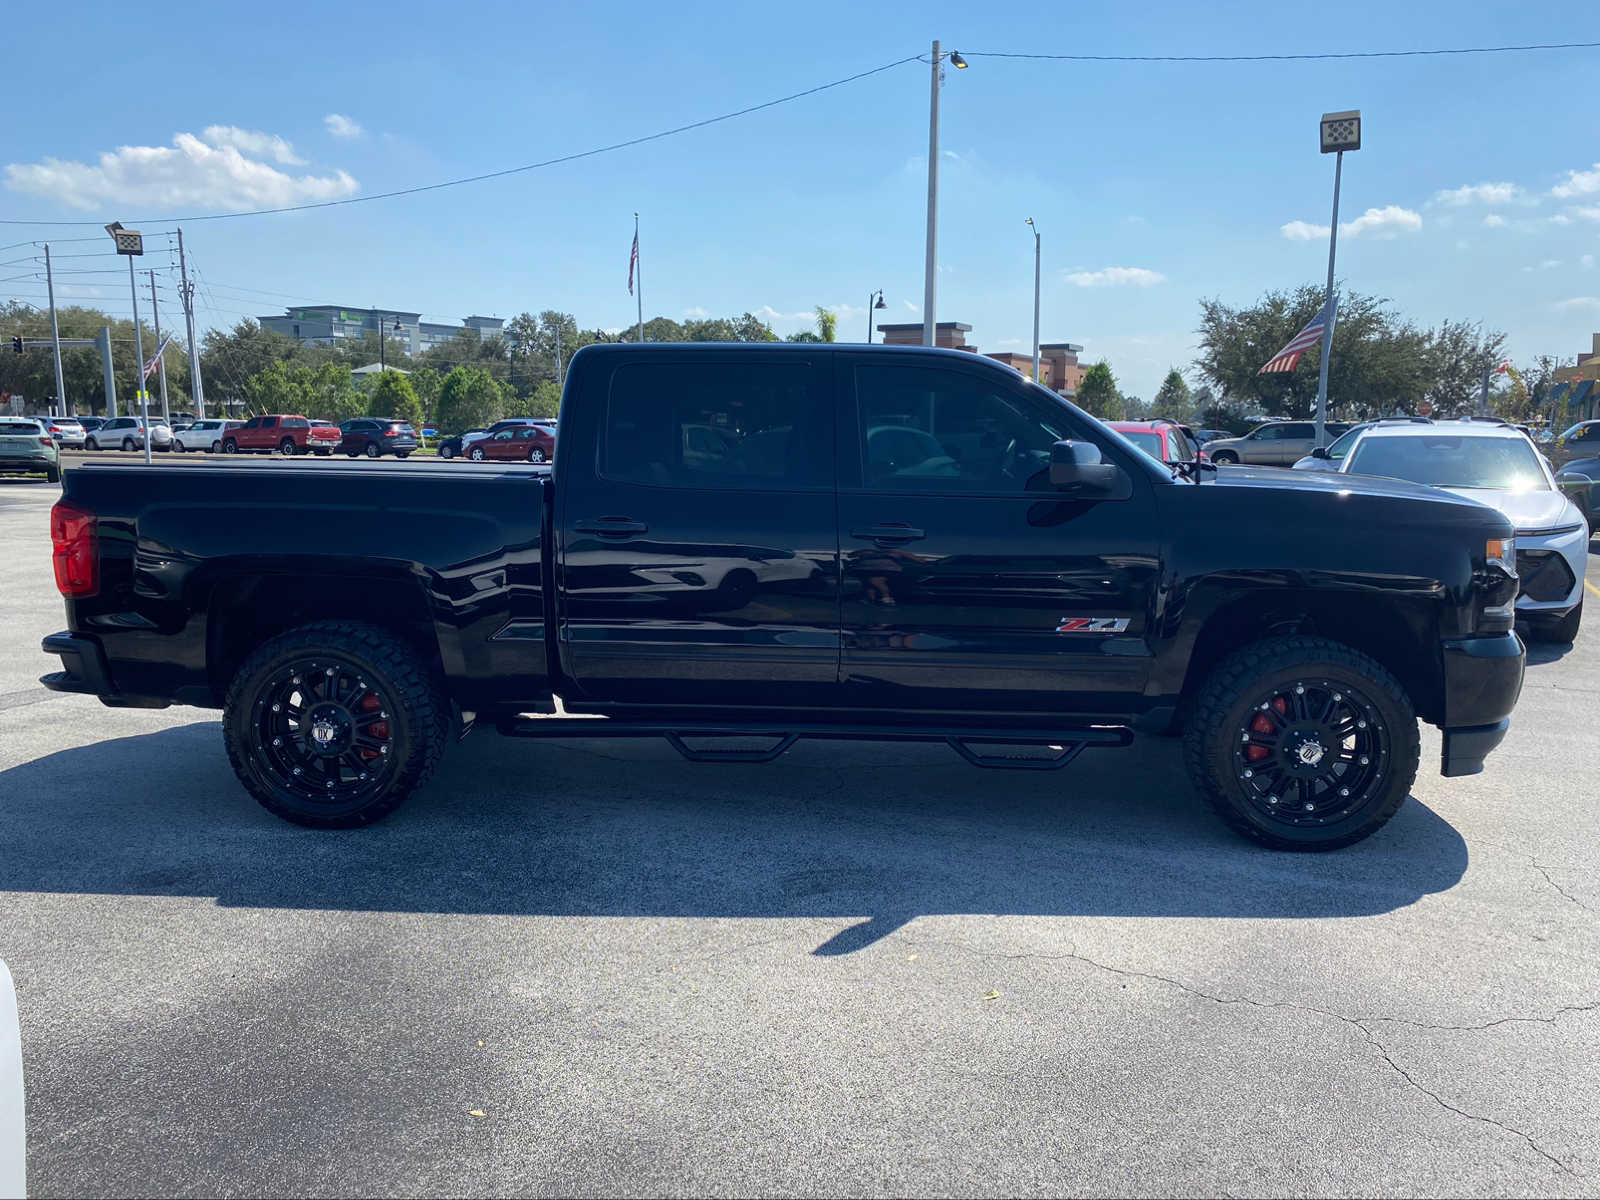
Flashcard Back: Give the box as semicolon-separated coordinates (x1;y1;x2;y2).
1485;536;1516;575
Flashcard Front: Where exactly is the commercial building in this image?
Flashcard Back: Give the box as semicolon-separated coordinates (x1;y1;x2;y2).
1552;332;1600;420
874;321;1084;398
257;306;511;356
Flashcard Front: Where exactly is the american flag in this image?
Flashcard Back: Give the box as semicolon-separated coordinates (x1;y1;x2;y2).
1257;296;1337;374
627;230;638;296
141;332;174;380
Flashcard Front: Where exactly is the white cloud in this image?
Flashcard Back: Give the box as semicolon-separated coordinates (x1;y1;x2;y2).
1552;162;1600;199
1583;254;1596;270
1554;297;1600;311
4;129;358;212
200;125;304;166
324;113;364;139
55;284;104;298
1571;205;1600;223
1550;213;1573;226
1064;266;1166;288
1432;181;1522;206
902;300;920;313
1540;259;1562;269
1482;213;1505;228
681;306;709;319
1281;205;1422;241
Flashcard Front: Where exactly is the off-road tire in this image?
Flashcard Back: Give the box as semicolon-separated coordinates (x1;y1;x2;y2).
223;621;448;829
1183;635;1420;851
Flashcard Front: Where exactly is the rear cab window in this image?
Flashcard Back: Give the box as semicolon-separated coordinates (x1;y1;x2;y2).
602;358;831;491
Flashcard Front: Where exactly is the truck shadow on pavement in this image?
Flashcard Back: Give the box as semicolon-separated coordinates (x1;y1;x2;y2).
0;720;1470;955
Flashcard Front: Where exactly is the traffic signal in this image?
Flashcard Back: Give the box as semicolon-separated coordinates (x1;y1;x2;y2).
10;337;20;355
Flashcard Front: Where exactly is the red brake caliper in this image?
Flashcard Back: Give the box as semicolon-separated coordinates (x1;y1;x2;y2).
359;693;386;758
1245;697;1287;762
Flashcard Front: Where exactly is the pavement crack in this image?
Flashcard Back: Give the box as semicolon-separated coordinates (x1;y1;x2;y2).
1482;840;1596;914
910;935;1585;1179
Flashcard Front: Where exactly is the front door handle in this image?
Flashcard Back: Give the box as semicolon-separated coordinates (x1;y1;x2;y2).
850;524;926;544
574;517;648;536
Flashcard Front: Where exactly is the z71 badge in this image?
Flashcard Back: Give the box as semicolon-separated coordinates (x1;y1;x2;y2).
1055;617;1130;633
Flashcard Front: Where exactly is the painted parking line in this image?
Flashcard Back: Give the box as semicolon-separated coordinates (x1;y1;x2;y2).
1585;579;1600;602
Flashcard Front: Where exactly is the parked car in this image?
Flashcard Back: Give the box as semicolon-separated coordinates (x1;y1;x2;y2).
42;342;1526;851
1107;419;1203;465
1554;456;1600;535
221;415;339;456
436;430;486;460
76;416;106;435
172;418;243;453
1340;422;1586;641
339;418;419;458
0;416;60;482
1193;428;1231;445
84;416;172;452
30;416;86;448
1204;420;1352;466
1292;417;1433;470
466;422;555;462
1542;419;1600;470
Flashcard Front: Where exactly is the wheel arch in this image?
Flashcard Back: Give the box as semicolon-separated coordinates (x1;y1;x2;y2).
1172;587;1444;727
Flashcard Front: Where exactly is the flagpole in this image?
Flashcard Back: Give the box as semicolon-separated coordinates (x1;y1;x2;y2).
634;213;644;343
1314;150;1343;448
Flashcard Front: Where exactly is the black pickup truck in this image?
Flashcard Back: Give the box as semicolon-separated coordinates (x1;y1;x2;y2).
42;343;1526;850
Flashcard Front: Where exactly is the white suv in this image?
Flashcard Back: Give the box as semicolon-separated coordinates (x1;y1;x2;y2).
1341;421;1588;642
85;416;173;452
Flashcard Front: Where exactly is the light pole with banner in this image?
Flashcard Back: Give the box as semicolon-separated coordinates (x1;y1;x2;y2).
106;223;150;463
1025;218;1041;383
1314;110;1360;447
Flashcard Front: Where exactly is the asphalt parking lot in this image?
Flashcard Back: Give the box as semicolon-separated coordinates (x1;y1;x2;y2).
2;469;1598;1197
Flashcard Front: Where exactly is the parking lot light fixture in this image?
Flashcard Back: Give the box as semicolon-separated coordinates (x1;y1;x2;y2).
1313;110;1361;449
106;222;150;463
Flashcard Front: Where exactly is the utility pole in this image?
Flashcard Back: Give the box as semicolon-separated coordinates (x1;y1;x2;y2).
554;325;563;385
1026;218;1041;383
149;270;170;424
177;228;205;418
98;326;117;417
923;39;941;347
44;244;68;417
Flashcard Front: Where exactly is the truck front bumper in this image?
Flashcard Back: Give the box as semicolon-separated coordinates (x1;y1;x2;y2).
1439;632;1525;777
40;631;171;708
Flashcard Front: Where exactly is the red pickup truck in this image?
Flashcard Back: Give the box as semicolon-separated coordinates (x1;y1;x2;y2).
221;415;342;456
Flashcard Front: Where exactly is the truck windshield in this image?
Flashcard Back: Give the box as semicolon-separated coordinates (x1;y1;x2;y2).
1346;436;1549;492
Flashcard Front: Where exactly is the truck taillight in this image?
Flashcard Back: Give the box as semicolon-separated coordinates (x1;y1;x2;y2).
50;500;98;598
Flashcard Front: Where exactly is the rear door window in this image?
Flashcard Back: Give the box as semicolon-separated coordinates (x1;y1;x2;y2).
603;359;831;491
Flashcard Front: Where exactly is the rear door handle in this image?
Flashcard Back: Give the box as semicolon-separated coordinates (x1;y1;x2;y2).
850;524;926;544
574;517;648;536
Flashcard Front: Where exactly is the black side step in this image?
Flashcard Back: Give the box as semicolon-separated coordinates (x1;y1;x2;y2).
495;718;1132;770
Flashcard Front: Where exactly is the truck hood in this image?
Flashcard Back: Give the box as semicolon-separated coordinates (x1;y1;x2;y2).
1437;486;1581;533
1211;464;1494;512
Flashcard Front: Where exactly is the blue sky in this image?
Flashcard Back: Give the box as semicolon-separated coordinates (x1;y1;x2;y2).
4;0;1598;399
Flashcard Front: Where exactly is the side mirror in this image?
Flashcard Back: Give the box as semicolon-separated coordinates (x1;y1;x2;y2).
1050;440;1122;491
1311;446;1331;460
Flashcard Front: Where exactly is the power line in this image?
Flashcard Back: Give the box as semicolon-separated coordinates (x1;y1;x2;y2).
962;39;1600;62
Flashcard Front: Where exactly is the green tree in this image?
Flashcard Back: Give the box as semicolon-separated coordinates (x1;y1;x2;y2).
1421;320;1509;419
1076;361;1124;419
1152;368;1192;420
305;362;363;422
524;379;562;418
815;307;836;343
367;370;423;426
201;319;303;411
408;366;442;425
241;360;307;416
730;312;778;342
434;365;504;433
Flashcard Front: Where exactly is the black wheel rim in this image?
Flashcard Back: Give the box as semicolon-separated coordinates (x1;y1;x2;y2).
1231;677;1389;827
249;658;399;812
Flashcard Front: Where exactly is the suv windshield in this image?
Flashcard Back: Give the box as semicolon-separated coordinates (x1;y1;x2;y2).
1346;435;1549;492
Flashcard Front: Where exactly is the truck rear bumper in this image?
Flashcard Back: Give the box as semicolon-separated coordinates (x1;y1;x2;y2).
1438;632;1524;776
40;631;170;709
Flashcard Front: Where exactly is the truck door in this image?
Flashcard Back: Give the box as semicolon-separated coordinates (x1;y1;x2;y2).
834;353;1162;716
557;350;840;709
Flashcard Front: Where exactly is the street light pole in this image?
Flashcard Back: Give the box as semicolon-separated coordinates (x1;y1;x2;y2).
1314;110;1361;448
149;270;170;424
866;289;885;343
44;244;67;417
923;39;941;347
106;223;150;464
1026;218;1041;383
